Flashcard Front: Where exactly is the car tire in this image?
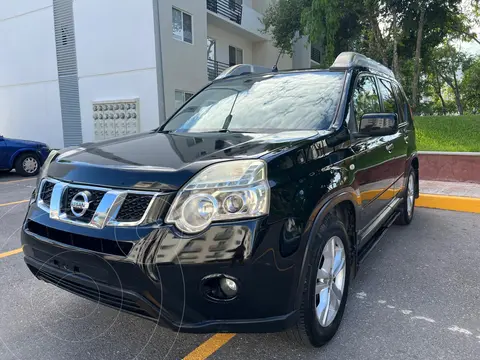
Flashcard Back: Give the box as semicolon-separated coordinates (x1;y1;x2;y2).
15;153;40;177
286;212;351;347
395;169;416;226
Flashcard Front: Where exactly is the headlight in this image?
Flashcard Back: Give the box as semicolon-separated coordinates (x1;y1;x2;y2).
165;160;270;234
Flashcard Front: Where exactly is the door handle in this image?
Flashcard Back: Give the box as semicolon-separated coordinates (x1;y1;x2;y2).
404;135;409;144
386;144;394;153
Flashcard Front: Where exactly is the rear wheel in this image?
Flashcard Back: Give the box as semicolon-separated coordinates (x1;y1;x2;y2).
15;153;40;177
395;169;416;225
286;213;351;347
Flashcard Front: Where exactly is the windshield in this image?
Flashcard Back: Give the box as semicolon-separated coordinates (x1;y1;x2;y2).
162;72;345;133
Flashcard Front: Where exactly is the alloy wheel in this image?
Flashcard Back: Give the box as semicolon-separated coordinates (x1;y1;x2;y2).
315;236;346;327
407;173;415;217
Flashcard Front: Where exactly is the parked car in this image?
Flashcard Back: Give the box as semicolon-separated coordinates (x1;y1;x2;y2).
0;135;50;176
21;52;418;347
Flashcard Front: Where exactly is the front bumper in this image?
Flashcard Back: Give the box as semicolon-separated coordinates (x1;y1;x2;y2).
21;204;303;333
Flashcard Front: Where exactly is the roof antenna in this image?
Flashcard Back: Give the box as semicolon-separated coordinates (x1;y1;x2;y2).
272;51;283;72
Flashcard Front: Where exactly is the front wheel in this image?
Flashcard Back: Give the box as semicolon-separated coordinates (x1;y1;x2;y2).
286;213;351;347
15;153;40;177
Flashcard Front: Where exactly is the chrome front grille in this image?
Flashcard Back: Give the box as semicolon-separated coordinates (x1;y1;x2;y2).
62;187;106;223
115;194;154;222
38;178;167;229
40;181;55;207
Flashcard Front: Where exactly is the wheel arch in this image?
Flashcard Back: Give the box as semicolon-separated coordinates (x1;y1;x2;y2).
11;149;40;169
294;189;359;310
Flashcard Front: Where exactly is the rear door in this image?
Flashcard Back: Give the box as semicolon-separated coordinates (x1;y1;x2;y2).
377;78;408;195
350;75;396;234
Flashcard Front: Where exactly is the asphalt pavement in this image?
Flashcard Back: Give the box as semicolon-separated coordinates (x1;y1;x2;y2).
0;171;479;360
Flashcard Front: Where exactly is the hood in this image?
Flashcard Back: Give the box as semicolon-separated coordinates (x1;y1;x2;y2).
47;130;329;191
5;137;47;148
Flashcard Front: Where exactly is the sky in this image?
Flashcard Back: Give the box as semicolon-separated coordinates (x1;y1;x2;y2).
457;0;480;55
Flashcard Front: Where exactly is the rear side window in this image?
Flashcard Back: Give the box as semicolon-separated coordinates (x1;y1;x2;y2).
392;83;412;125
378;79;398;115
352;76;381;129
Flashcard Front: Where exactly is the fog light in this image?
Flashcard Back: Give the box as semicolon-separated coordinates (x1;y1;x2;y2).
220;277;238;297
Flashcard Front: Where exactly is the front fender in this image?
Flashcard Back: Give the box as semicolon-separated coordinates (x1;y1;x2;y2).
293;189;359;311
9;148;42;169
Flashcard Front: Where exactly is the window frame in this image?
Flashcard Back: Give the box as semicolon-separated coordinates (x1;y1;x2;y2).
393;82;414;126
228;45;244;66
172;7;194;44
207;37;217;61
349;73;382;133
377;77;401;119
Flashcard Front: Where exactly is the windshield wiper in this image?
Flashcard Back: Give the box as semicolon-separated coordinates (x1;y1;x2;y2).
220;91;240;132
219;115;233;133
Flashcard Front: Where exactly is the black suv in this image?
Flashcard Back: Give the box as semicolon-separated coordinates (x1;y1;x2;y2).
22;52;419;347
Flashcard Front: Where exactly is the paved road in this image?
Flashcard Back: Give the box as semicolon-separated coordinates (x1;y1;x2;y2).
0;173;479;360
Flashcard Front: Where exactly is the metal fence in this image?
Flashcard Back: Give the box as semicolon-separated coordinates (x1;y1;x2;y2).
206;0;243;25
207;59;230;81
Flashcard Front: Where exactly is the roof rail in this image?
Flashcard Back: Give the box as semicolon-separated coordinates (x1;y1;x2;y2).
330;52;395;78
215;64;274;80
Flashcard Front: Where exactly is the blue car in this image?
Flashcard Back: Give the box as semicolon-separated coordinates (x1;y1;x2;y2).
0;135;50;176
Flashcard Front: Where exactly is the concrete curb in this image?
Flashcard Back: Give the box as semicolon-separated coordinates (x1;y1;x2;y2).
417;194;480;214
418;151;480;156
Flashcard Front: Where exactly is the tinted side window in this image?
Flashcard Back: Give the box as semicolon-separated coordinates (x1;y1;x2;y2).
379;79;398;115
352;76;381;129
392;83;412;125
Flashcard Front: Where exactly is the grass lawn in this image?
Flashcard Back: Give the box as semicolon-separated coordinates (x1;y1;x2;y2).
414;115;480;152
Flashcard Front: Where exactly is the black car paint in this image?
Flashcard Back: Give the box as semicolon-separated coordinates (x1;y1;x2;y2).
21;68;418;333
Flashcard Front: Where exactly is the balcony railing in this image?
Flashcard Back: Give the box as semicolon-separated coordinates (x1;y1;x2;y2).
208;59;230;81
311;47;322;64
207;0;243;25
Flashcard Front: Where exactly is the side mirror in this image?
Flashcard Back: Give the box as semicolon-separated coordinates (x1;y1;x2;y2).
358;113;398;137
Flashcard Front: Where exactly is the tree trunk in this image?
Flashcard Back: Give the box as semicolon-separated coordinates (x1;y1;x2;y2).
369;15;388;66
452;72;463;115
412;5;426;111
440;73;464;115
434;74;446;115
392;10;400;79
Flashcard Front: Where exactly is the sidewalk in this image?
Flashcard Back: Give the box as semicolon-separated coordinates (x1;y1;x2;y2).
420;180;480;198
417;180;480;214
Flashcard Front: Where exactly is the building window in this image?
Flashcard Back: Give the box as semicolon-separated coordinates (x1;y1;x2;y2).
175;90;194;110
207;37;216;61
172;8;193;44
229;46;243;66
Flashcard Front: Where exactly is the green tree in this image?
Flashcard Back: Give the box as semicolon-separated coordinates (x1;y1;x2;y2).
262;0;312;57
301;0;342;65
462;59;480;112
261;0;468;114
428;43;471;115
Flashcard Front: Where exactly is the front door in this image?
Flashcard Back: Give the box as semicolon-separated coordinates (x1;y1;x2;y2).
0;137;8;169
350;75;396;236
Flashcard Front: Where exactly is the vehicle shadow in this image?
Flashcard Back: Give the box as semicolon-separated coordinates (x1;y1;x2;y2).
0;170;31;183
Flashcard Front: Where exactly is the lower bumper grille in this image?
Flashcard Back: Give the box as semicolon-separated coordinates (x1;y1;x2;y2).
26;220;133;257
30;265;155;318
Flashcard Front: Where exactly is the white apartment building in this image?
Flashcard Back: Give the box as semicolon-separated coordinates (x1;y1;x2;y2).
0;0;314;148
